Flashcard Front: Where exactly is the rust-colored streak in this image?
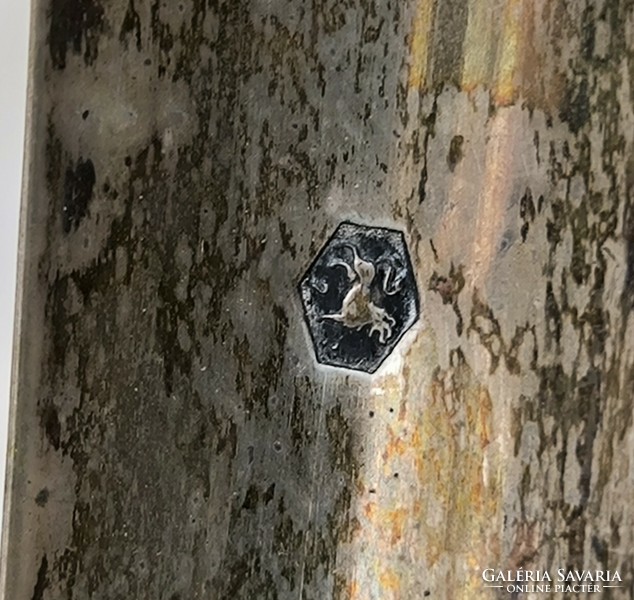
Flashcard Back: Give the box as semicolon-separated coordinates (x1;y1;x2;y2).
493;0;525;106
408;0;435;91
386;508;408;546
461;0;556;113
378;569;401;593
414;364;501;597
381;427;407;464
461;0;496;92
346;580;361;600
347;343;502;599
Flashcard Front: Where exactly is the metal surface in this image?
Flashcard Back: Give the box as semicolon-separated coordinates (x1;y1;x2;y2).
299;222;419;373
2;0;634;599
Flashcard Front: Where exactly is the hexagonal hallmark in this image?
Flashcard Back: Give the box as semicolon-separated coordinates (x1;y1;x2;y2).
299;222;420;373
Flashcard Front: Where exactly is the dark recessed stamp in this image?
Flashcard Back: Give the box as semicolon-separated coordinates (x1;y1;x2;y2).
299;222;419;373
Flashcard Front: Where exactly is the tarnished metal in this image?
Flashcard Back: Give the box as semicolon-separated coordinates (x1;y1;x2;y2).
299;222;419;373
3;1;634;599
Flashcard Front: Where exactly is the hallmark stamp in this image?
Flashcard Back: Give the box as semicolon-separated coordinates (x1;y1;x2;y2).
299;222;419;373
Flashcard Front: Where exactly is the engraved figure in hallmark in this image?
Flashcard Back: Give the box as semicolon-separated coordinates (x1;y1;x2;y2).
321;245;397;343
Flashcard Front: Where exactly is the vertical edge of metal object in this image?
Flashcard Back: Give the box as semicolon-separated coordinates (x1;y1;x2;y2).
0;2;40;597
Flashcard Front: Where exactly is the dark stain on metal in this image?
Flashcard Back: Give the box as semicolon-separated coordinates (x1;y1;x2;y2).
35;489;50;507
468;290;536;375
49;0;105;69
417;93;439;204
31;555;48;600
431;0;470;88
62;157;96;233
39;402;61;450
519;187;537;242
120;0;142;51
428;263;465;335
447;134;464;172
623;155;634;312
299;222;419;373
559;78;590;135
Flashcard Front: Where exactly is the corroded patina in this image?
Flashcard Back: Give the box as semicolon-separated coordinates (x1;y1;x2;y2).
3;1;634;599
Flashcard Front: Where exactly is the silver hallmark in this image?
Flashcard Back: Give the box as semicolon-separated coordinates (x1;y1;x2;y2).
299;222;419;373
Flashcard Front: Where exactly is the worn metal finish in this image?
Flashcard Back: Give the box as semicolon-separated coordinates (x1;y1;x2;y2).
299;221;419;373
3;0;634;599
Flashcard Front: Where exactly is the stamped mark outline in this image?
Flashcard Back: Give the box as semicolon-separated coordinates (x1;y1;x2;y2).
299;221;420;373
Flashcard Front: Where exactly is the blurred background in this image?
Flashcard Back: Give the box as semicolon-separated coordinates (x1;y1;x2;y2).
0;1;30;517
